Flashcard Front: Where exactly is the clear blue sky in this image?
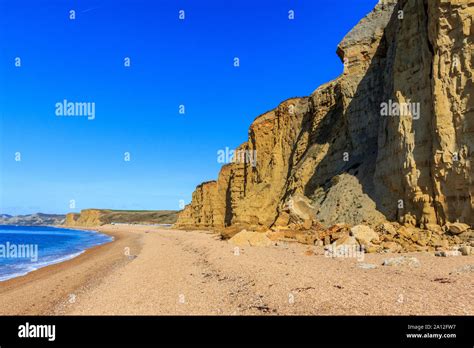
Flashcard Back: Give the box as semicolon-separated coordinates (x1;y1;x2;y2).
0;0;378;215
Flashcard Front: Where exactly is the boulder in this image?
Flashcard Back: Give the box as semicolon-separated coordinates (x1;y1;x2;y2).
410;230;431;246
274;212;290;228
397;226;415;239
435;250;462;257
229;230;273;247
381;241;402;253
425;223;443;234
295;232;318;245
266;231;286;241
382;256;420;267
447;223;470;235
430;235;449;249
378;222;397;236
316;224;350;244
325;236;363;258
459;246;472;256
302;218;313;230
365;245;381;253
324;236;360;251
334;235;359;247
350;225;379;246
458;231;474;242
285;194;317;222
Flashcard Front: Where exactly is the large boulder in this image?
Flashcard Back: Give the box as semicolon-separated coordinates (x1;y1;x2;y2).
229;230;273;247
284;194;317;229
350;225;379;246
447;223;470;235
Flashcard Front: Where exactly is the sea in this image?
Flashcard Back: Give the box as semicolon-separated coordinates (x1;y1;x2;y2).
0;225;113;281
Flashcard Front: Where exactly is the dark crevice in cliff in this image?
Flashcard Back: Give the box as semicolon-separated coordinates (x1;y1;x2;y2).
422;0;440;226
423;0;435;80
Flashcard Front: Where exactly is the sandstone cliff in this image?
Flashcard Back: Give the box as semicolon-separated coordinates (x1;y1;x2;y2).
65;209;179;227
176;0;473;236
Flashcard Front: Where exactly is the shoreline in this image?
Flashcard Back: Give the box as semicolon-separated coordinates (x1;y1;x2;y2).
0;225;113;282
0;224;472;315
0;225;141;315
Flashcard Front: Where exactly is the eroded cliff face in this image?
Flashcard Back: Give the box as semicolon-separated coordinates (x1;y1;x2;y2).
373;0;474;228
176;0;473;232
65;209;105;227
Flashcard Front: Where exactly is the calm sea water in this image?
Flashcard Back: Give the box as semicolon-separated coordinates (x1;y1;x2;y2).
0;225;113;281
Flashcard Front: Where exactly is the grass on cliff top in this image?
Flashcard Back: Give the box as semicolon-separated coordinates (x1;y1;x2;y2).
105;210;179;224
78;209;180;224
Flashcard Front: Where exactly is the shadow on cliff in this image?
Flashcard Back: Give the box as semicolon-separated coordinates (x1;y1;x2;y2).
301;5;401;221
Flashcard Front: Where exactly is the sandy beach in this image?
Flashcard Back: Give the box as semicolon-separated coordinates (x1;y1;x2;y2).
0;225;472;315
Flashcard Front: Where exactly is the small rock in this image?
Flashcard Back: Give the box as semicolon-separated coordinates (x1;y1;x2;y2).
447;222;470;235
382;256;420;267
357;263;377;270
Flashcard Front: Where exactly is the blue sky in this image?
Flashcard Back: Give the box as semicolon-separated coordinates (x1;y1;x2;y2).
0;0;378;215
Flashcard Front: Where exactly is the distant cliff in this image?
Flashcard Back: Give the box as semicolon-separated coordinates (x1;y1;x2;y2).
0;213;66;226
65;209;179;227
176;0;473;233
